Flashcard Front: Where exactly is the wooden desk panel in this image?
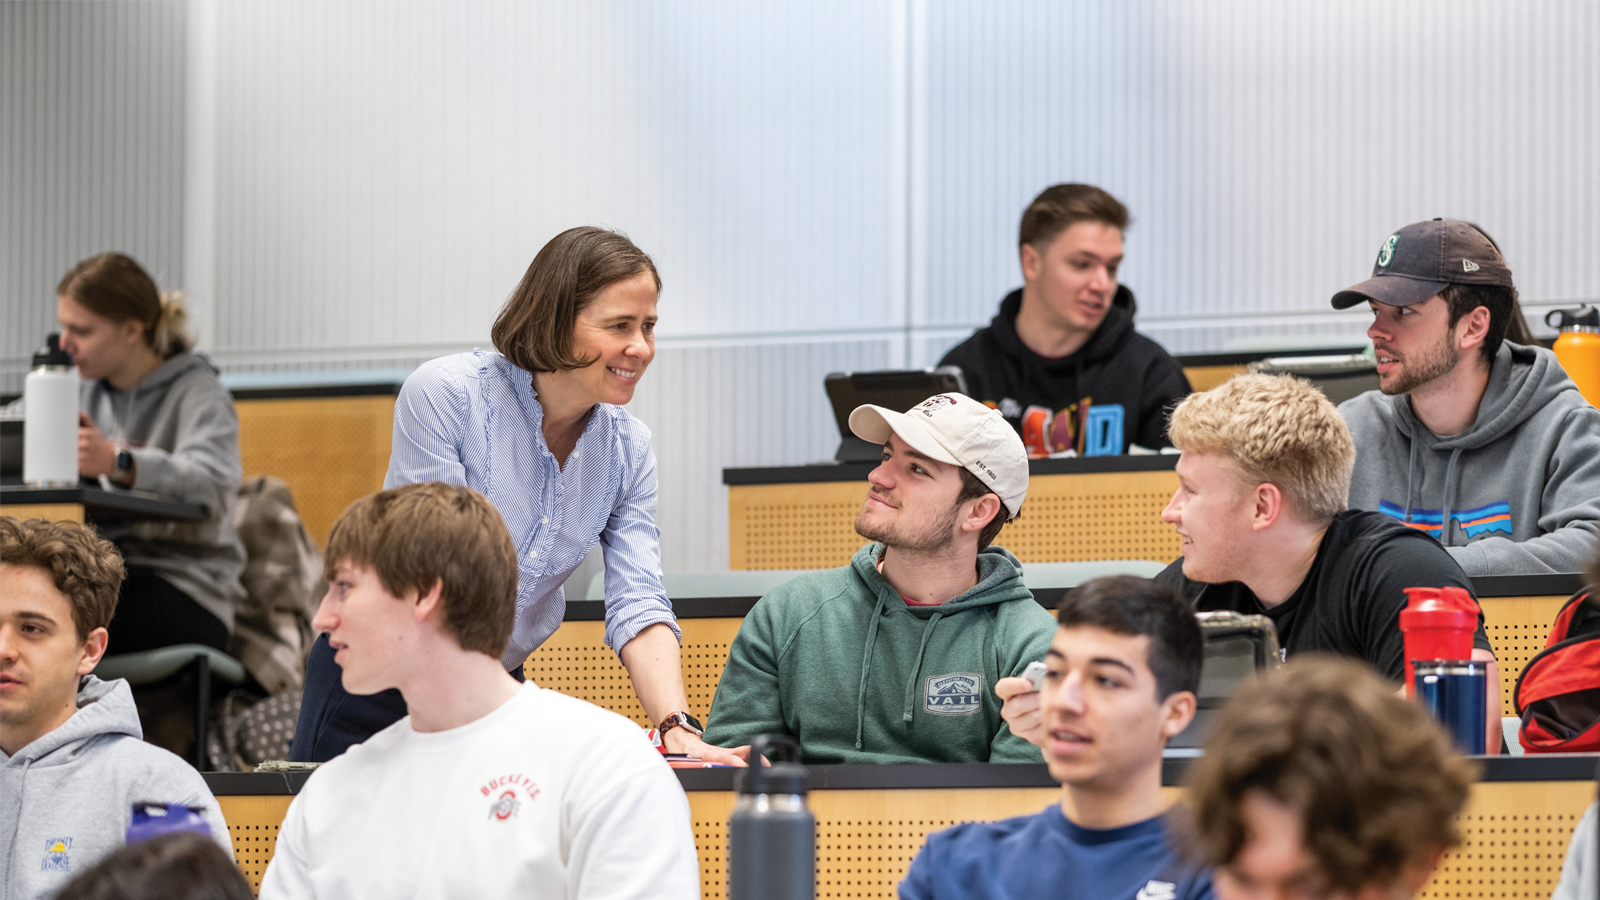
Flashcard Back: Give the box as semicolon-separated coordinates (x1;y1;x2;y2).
728;469;1181;570
1482;595;1570;714
522;618;744;727
1183;363;1249;393
215;779;1591;900
235;395;394;546
0;502;84;523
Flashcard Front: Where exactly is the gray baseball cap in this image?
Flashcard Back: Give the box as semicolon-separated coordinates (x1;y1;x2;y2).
1330;218;1514;310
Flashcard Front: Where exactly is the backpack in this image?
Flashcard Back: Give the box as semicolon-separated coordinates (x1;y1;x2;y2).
1515;589;1600;752
230;475;323;695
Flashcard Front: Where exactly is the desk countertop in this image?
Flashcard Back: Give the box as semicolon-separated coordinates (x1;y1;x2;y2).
724;453;1178;486
204;753;1600;796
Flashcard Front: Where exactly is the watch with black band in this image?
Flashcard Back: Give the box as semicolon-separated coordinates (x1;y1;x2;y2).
656;711;704;739
113;449;134;485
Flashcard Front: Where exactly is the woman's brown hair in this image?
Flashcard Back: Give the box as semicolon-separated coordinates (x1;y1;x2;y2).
490;227;660;373
57;253;193;356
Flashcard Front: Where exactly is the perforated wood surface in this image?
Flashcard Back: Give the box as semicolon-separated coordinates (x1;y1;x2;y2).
729;470;1181;570
1480;595;1568;713
1183;364;1249;393
687;787;1064;900
1419;781;1591;899
217;794;293;895
0;503;84;523
521;618;744;726
235;396;394;546
215;782;1582;898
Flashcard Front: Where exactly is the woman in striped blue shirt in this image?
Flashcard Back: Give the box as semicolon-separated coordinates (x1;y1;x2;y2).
291;227;742;765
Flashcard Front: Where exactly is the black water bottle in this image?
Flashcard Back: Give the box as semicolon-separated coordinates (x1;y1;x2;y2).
727;734;815;900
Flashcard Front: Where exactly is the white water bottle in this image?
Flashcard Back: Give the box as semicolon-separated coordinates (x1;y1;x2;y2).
23;333;79;487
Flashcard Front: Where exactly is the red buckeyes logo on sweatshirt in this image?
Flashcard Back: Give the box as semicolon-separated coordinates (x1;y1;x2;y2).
481;773;540;821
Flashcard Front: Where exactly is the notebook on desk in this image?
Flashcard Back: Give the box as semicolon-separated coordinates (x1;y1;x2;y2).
823;367;967;463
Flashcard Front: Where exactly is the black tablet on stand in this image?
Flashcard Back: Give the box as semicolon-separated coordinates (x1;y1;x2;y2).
823;367;967;463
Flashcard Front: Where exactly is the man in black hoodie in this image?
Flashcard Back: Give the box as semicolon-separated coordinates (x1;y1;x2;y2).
939;184;1190;456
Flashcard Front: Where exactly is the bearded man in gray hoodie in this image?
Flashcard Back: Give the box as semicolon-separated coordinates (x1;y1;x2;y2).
1332;219;1600;577
0;517;232;900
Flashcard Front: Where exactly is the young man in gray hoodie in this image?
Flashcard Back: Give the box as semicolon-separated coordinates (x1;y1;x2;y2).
1331;219;1600;576
1;517;232;900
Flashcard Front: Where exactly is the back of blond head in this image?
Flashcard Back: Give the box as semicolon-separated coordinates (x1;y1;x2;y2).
1167;373;1354;524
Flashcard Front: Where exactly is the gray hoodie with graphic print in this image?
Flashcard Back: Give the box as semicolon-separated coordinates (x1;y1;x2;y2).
1341;342;1600;577
81;351;246;630
1;676;233;900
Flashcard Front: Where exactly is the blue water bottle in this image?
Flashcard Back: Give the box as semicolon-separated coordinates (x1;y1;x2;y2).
126;803;214;845
1414;661;1488;755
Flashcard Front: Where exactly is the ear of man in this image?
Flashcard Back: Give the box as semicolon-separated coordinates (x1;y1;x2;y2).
960;493;1004;535
1157;690;1197;741
1019;242;1043;283
411;578;446;626
1454;305;1491;354
75;627;109;676
1249;482;1287;532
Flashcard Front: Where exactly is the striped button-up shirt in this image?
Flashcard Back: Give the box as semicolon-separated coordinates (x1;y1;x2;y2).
385;350;678;669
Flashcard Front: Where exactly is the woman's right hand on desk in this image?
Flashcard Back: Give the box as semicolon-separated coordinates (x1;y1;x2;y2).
995;676;1044;748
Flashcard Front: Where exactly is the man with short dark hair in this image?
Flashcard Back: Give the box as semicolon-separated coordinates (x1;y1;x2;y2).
260;484;697;899
1;516;232;900
1185;656;1476;900
1332;219;1600;576
703;393;1057;763
900;576;1211;900
939;183;1190;456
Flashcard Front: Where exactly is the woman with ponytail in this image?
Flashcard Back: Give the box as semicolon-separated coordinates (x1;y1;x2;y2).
56;252;246;653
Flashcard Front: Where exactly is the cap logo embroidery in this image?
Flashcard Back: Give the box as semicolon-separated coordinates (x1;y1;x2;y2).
915;395;957;417
1462;259;1480;273
1376;234;1399;268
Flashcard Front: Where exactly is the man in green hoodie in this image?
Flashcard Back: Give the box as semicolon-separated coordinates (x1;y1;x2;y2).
702;393;1056;763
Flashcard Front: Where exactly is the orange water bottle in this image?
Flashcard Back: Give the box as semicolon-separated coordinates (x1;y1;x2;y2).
1546;306;1600;407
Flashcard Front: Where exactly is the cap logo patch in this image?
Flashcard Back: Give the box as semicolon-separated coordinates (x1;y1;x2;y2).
1462;259;1480;273
1376;234;1399;268
915;395;957;417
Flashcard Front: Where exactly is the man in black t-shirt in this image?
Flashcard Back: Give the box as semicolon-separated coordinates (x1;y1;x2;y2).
938;184;1190;457
1153;373;1500;751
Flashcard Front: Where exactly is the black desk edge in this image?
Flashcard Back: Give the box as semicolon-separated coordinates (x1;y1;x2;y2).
0;485;207;521
725;454;1178;486
229;383;404;401
204;753;1599;795
561;573;1584;621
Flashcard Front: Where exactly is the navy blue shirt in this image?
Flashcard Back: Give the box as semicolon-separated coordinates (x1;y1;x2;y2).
899;806;1212;900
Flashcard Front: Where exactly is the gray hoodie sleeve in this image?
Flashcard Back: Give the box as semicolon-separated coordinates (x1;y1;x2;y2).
126;370;243;516
1447;403;1600;577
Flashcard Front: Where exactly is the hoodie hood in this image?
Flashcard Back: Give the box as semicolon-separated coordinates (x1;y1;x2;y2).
1341;341;1600;574
988;287;1139;374
2;676;235;900
1389;343;1576;450
6;676;142;766
847;544;1034;747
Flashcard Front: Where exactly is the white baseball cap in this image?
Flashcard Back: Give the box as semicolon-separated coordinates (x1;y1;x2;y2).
848;392;1029;520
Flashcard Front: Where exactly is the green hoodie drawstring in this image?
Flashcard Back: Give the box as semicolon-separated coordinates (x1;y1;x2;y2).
854;589;890;750
900;611;945;724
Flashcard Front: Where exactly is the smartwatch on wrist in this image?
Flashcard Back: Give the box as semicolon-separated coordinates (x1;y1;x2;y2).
113;449;134;485
657;711;704;739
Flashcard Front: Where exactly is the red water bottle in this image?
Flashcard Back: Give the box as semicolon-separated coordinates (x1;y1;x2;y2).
1398;587;1480;697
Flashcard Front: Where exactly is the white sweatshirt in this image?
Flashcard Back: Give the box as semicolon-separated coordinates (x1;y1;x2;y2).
260;684;700;900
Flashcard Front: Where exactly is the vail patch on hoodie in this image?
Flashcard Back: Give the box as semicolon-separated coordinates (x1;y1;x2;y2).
924;673;984;716
1378;500;1513;540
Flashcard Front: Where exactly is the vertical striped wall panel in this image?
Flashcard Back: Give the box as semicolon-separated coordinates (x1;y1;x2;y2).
0;0;187;394
921;0;1600;343
5;1;1598;569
